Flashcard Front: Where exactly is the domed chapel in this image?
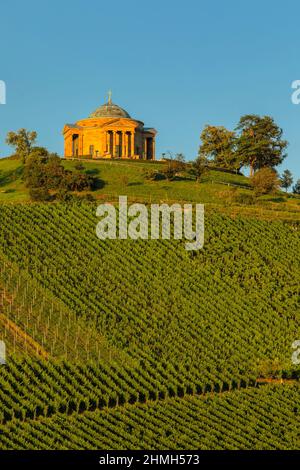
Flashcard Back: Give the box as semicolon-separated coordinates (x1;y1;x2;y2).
63;92;157;160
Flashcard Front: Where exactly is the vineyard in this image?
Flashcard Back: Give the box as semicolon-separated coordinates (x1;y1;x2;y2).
0;253;123;363
0;384;299;450
0;201;299;449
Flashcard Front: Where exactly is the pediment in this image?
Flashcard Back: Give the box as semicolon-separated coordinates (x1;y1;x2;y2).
100;118;139;129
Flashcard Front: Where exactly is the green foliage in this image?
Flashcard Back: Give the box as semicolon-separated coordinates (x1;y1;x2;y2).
293;179;300;195
24;149;96;199
198;115;288;175
199;125;240;170
28;187;51;201
6;128;37;162
74;162;85;171
281;170;293;192
191;155;208;181
144;169;165;181
62;171;95;191
161;158;186;180
235;115;288;174
250;167;281;196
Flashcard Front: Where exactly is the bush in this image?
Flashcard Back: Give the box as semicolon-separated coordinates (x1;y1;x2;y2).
144;170;165;181
29;187;51;201
56;188;72;201
161;159;186;181
250;168;280;196
74;162;85;171
62;172;95;191
24;148;97;201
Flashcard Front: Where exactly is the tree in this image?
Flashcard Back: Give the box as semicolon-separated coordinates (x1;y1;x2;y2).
24;147;96;200
199;125;240;170
293;179;300;195
23;148;50;188
175;153;185;163
44;154;66;189
191;155;208;181
280;169;293;193
235;115;288;176
24;150;65;189
250;167;280;196
161;154;186;181
62;172;95;191
6;128;37;162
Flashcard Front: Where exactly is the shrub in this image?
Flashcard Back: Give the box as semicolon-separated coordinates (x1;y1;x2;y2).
29;187;51;201
161;159;186;181
62;172;95;191
250;167;280;196
56;188;72;201
144;170;165;181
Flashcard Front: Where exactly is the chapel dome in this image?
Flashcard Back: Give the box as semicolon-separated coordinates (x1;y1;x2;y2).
89;99;131;119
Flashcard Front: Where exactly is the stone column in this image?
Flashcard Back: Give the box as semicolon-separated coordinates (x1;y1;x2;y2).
112;131;116;157
106;132;109;154
152;138;155;160
130;132;134;157
122;132;126;158
123;132;127;157
81;134;84;157
118;132;122;158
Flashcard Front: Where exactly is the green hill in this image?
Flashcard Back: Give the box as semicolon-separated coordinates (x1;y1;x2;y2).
0;156;299;221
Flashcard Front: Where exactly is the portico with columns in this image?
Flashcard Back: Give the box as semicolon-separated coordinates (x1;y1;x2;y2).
63;92;157;160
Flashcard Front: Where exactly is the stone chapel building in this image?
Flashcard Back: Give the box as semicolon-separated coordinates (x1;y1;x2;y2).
63;92;157;160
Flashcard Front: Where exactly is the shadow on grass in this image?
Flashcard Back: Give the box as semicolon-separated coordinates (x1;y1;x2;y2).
93;178;106;190
84;168;106;190
265;196;286;203
85;168;100;176
1;189;16;194
0;166;23;187
172;175;195;182
127;182;143;186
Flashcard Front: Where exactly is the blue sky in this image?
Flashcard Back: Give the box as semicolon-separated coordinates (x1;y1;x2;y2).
0;0;299;180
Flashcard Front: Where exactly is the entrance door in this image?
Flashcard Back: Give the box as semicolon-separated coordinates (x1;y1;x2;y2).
72;134;79;157
146;137;153;159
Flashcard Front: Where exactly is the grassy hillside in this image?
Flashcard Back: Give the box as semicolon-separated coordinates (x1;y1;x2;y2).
0;156;250;204
0;156;299;220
